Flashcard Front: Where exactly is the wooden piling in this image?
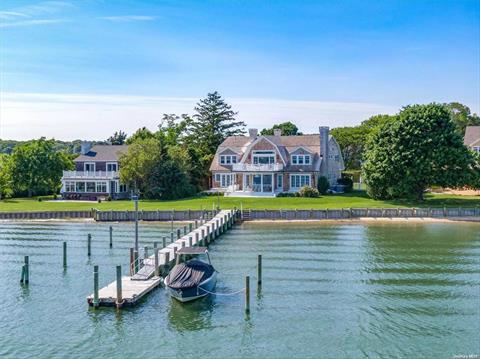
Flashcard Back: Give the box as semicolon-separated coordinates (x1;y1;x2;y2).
183;226;187;235
177;229;181;240
109;226;113;248
154;248;159;277
63;241;67;268
188;236;193;247
163;236;167;248
129;248;134;275
194;219;198;228
93;265;99;308
245;276;250;314
257;254;262;288
144;246;149;259
20;265;25;283
134;250;139;273
170;231;174;243
87;234;91;257
189;223;193;232
24;256;29;284
116;265;123;308
195;232;200;246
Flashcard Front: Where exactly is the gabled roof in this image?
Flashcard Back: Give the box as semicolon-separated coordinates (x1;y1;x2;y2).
464;126;480;146
74;145;129;162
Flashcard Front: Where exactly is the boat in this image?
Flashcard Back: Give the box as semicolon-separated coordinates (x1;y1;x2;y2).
164;247;217;302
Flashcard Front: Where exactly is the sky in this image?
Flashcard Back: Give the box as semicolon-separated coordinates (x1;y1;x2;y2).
0;0;479;140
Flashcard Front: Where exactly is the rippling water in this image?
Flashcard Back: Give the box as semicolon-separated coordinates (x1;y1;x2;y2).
0;220;478;358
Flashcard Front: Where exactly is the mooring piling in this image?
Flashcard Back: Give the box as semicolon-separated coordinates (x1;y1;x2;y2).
144;246;149;259
63;241;67;268
163;236;167;248
116;265;123;309
109;226;113;248
257;255;262;292
129;248;134;275
93;265;99;308
177;229;181;240
20;255;29;284
154;248;159;277
188;236;193;247
189;223;193;232
87;234;91;257
170;232;174;243
245;276;250;315
183;225;187;235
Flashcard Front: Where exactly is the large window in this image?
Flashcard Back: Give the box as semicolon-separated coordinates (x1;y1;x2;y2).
65;181;75;192
290;174;311;189
76;182;85;192
84;163;95;172
215;173;235;188
220;155;237;165
86;182;96;192
253;151;275;165
106;163;118;172
292;155;311;165
96;182;107;193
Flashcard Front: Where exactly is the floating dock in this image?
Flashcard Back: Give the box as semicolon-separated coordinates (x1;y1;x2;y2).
87;209;238;307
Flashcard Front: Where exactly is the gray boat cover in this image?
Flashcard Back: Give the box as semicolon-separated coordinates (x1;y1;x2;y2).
165;260;214;290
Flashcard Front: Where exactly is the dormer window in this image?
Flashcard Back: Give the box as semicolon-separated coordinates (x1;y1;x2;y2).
220;155;237;165
292;155;311;165
253;151;275;164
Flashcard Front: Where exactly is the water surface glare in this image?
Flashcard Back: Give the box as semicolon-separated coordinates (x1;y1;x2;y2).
0;221;479;358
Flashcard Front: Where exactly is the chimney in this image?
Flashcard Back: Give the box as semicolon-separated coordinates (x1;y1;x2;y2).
81;141;92;155
319;126;329;177
248;128;258;138
273;128;282;137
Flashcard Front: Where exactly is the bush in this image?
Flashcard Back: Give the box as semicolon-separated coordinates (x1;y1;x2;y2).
276;192;296;197
37;197;42;202
107;196;112;201
97;198;102;203
53;194;58;200
317;176;330;194
337;177;353;192
198;191;225;197
298;186;320;198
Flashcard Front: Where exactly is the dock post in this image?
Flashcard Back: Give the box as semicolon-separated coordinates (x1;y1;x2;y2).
144;246;149;259
63;241;67;268
163;236;167;248
245;276;250;315
20;265;25;283
177;229;181;240
93;265;99;308
87;234;91;257
153;241;158;250
183;226;187;235
216;219;220;236
170;232;174;243
22;256;29;284
116;265;123;309
181;241;186;248
201;228;206;245
165;252;171;272
154;248;159;277
211;222;216;240
195;232;200;246
109;226;113;248
189;236;193;247
129;248;134;275
173;247;177;262
189;223;193;233
257;255;262;289
134;250;139;273
194;219;198;228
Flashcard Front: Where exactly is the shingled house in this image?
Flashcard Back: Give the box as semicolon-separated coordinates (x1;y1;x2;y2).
464;126;480;153
61;143;130;200
209;127;344;196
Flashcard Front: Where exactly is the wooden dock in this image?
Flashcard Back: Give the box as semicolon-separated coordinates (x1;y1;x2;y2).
87;209;238;307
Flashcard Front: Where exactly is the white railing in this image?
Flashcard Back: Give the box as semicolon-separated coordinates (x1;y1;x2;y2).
62;170;119;179
232;163;283;172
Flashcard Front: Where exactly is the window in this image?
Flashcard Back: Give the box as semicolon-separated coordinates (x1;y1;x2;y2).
107;163;117;172
291;155;311;165
86;182;96;192
253;151;275;165
215;173;221;182
84;163;95;172
290;174;311;189
76;182;85;192
473;146;480;153
220;155;237;165
65;181;75;192
216;174;235;188
119;184;127;193
96;182;107;193
277;174;283;189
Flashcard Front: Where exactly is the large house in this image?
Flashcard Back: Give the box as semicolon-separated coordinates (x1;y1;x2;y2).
464;126;480;153
209;127;344;196
61;143;130;200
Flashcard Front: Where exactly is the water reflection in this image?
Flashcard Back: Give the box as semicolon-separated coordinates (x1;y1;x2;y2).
167;296;215;332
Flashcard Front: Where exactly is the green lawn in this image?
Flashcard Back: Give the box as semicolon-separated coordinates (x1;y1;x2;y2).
0;191;479;212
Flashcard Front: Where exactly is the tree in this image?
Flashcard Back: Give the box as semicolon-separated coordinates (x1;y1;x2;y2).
126;127;155;144
0;154;13;199
10;138;74;197
260;121;302;136
108;131;127;145
317;176;330;194
363;103;477;200
445;102;480;135
187;92;246;157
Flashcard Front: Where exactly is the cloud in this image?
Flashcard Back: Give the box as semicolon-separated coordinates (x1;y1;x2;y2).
0;1;73;27
0;19;69;28
0;92;398;140
98;15;156;22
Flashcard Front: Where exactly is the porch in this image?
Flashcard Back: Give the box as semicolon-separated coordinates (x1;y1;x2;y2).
220;173;285;197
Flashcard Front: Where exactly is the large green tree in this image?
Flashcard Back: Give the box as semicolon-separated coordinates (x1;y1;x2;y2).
10;138;74;197
0;154;13;199
108;131;127;145
260;121;302;136
446;102;480;135
363;103;477;200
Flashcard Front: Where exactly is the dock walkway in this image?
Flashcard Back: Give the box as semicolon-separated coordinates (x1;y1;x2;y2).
87;209;238;307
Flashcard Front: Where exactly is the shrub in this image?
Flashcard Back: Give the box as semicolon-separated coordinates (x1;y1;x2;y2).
97;198;102;203
198;191;225;197
298;186;320;198
317;176;330;194
53;194;58;200
337;177;353;192
276;192;296;197
37;197;42;202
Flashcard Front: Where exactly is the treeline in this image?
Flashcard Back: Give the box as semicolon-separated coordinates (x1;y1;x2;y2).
0;139;107;155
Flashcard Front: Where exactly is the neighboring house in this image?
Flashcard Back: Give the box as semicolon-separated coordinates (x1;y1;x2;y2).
464;126;480;154
61;143;129;200
209;127;344;196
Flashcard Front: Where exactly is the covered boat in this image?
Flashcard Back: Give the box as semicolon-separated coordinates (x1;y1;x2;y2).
164;247;217;302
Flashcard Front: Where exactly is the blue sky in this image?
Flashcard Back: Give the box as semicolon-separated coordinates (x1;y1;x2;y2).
0;0;479;140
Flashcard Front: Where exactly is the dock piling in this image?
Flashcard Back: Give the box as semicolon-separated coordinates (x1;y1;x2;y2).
189;223;193;232
93;265;99;308
257;255;262;292
63;242;67;268
183;226;187;235
245;276;250;315
109;226;113;248
163;236;167;248
116;265;123;308
144;246;149;259
87;234;91;257
177;229;181;240
154;248;159;277
170;231;174;243
129;248;134;275
188;236;193;247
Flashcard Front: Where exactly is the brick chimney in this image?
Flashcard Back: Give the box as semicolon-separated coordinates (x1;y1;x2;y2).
248;128;258;138
273;128;282;137
319;126;329;177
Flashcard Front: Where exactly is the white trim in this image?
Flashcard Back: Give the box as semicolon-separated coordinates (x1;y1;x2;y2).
218;147;242;155
84;162;96;172
239;136;287;165
290;146;313;154
289;173;312;190
106;162;118;172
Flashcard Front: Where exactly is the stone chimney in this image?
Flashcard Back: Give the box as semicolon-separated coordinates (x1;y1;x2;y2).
248;128;258;138
273;128;282;137
319;126;329;177
81;141;92;155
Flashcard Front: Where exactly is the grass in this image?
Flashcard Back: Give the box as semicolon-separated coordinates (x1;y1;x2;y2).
0;191;479;212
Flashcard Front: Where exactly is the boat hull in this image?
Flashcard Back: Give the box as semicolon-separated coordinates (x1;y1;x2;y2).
167;272;217;303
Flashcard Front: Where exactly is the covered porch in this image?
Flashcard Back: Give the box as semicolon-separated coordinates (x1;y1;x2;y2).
225;173;284;197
